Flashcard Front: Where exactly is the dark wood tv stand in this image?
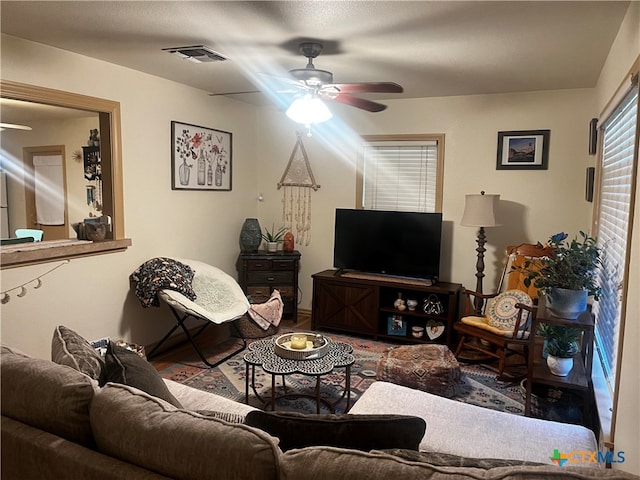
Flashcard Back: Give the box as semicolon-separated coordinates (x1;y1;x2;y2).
311;269;462;348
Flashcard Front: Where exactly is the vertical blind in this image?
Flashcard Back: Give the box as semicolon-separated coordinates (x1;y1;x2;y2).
593;86;638;392
362;141;438;212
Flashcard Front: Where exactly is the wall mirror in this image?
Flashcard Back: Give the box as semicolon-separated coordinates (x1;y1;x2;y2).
0;80;130;269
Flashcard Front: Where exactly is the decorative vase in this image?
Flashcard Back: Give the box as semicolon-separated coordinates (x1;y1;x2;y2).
239;218;262;252
394;293;406;311
546;288;588;319
283;231;295;252
215;164;223;187
546;355;573;377
178;160;191;185
197;150;205;185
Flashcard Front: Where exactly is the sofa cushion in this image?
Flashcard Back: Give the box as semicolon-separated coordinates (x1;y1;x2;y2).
90;383;281;480
1;345;95;447
164;378;258;416
104;341;182;408
51;325;106;383
244;410;426;452
280;447;635;480
1;416;172;480
350;381;598;465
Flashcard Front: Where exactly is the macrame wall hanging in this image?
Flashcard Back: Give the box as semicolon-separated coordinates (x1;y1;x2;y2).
277;133;320;246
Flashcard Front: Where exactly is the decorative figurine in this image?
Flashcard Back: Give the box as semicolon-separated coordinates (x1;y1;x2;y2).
394;292;406;311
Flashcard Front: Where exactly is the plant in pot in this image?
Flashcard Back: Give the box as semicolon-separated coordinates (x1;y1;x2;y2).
517;231;602;318
537;322;557;359
261;225;287;253
543;326;581;376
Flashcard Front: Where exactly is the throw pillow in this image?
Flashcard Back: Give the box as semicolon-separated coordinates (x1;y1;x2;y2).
103;341;183;408
244;411;426;452
485;289;533;331
51;325;105;384
2;345;96;447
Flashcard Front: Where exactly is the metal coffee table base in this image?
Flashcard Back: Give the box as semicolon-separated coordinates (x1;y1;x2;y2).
243;336;355;414
245;364;351;413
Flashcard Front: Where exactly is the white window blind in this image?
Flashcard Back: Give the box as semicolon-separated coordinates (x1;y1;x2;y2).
362;141;438;212
593;86;638;392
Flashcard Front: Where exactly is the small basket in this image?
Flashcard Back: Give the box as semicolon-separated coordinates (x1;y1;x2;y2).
236;313;280;339
274;333;330;360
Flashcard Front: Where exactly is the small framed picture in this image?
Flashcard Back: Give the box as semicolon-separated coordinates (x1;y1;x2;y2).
387;315;407;336
171;121;232;190
496;129;550;170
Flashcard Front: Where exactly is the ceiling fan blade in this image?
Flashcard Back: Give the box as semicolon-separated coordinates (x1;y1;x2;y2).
257;72;309;90
208;90;261;96
327;93;388;112
328;82;403;94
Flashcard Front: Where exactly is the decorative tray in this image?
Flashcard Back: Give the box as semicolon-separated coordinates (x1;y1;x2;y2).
274;333;331;360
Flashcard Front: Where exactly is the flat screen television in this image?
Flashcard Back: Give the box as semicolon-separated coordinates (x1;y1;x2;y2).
333;208;442;281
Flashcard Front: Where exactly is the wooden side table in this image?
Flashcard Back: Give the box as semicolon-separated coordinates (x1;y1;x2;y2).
525;306;595;427
236;250;301;321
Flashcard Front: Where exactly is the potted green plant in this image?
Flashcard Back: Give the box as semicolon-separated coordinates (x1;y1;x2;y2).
517;231;602;318
543;326;581;376
261;224;287;252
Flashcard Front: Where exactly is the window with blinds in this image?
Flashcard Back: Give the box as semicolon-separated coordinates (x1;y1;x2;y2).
359;136;443;212
593;86;638;393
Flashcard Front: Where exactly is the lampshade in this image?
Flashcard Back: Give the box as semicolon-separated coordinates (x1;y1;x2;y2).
461;192;500;227
285;95;333;125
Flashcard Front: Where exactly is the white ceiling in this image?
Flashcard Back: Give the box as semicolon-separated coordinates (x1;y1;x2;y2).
0;1;631;110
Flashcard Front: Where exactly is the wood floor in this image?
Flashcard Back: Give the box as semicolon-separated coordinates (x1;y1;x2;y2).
148;310;311;371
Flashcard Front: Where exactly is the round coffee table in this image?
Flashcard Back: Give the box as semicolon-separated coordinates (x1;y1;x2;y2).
243;335;354;413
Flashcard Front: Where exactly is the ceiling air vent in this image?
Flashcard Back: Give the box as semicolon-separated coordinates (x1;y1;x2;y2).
162;45;227;63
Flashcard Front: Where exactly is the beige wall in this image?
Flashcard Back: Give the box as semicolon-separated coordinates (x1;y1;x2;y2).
255;89;596;311
593;2;640;474
1;35;260;354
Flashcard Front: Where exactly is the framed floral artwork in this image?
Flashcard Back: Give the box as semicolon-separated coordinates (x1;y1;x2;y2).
496;129;550;170
171;121;232;190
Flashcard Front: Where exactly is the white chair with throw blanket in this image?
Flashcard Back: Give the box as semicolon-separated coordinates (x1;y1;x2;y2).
133;257;251;367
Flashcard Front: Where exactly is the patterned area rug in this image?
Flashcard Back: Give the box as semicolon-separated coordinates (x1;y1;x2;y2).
157;330;527;415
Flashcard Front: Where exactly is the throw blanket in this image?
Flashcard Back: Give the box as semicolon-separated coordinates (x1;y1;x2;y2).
130;257;196;308
248;289;284;330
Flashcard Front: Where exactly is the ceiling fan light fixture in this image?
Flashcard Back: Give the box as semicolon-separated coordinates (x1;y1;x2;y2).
286;95;333;125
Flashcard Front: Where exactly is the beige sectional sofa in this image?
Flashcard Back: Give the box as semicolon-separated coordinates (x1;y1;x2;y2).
2;341;638;480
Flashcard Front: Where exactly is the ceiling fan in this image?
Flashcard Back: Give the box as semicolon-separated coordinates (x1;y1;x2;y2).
275;42;403;113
